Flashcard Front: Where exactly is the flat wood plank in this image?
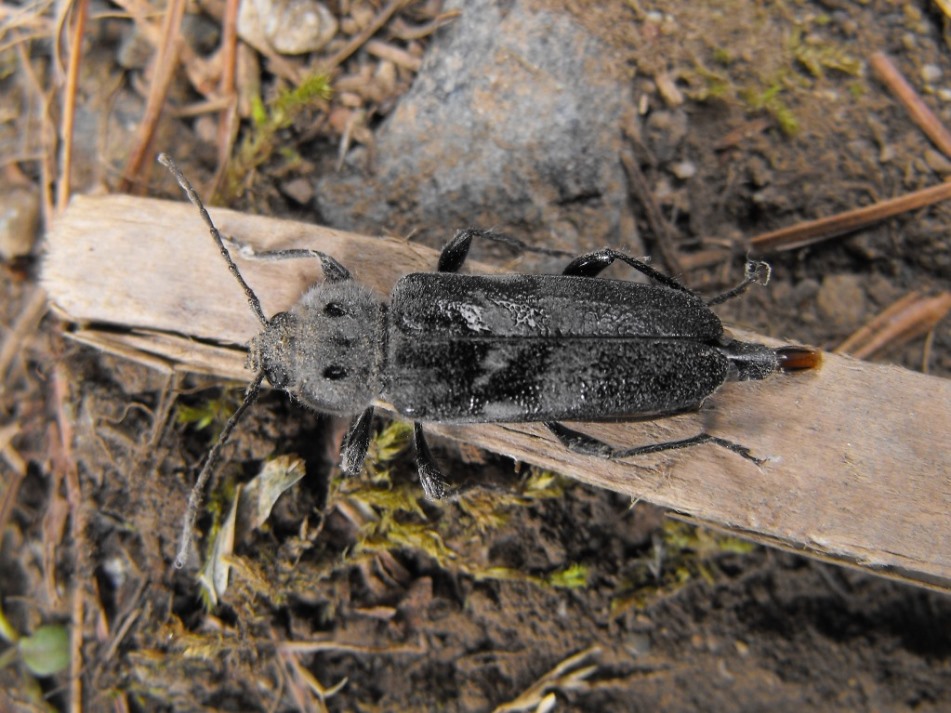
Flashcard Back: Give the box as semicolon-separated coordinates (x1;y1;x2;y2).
44;194;951;591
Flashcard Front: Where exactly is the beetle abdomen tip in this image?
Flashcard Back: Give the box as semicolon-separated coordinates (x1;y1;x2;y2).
776;345;822;372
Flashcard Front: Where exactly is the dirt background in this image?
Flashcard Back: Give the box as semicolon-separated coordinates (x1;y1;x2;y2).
2;1;951;711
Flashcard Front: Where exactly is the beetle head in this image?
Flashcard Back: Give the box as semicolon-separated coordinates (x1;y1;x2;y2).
249;281;385;415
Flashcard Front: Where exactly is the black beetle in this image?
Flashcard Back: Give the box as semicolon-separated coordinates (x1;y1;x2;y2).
158;155;819;567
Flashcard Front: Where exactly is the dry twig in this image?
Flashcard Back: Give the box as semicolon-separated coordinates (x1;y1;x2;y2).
619;145;684;275
323;0;413;71
871;51;951;159
836;290;951;360
749;181;951;252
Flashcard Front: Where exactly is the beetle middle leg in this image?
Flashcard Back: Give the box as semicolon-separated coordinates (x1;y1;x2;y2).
544;421;764;465
438;228;574;273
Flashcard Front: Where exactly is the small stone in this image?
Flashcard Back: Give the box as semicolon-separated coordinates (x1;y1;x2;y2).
921;64;942;84
670;160;696;180
817;274;867;330
0;186;41;260
281;177;314;205
645;110;688;162
655;72;684;107
116;26;152;70
238;0;338;56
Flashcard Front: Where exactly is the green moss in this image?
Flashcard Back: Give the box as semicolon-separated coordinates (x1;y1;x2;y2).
547;563;590;589
741;82;800;136
789;27;860;78
329;423;589;589
176;389;241;433
611;520;759;614
221;72;333;202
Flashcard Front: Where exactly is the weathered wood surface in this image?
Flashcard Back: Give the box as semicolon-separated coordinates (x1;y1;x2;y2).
45;194;951;591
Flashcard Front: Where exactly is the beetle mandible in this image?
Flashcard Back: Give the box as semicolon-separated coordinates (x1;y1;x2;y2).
158;155;820;568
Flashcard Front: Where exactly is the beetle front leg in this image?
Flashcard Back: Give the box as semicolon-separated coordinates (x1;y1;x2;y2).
544;422;764;465
413;423;455;499
438;228;573;273
222;235;352;282
340;407;375;476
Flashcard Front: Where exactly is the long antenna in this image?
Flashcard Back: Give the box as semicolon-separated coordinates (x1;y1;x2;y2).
157;153;269;327
157;154;271;568
174;372;265;568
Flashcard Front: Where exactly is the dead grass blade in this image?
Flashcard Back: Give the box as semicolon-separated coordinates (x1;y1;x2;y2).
492;646;602;713
55;0;88;212
118;0;186;193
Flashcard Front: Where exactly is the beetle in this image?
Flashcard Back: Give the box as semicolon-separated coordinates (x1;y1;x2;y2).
158;155;820;567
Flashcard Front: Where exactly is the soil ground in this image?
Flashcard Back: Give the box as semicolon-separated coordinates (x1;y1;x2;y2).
1;1;950;712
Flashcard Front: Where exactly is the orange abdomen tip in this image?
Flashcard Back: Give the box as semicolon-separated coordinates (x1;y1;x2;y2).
776;345;822;372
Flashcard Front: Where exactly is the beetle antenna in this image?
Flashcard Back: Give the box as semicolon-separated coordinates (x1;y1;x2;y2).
158;153;269;327
174;371;266;569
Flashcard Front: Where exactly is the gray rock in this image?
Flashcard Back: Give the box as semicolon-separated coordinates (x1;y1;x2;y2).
315;0;637;258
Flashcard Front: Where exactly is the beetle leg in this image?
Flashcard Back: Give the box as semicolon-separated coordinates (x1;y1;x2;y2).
438;228;573;273
544;421;765;465
220;235;352;282
561;248;696;295
339;406;375;476
413;423;455;499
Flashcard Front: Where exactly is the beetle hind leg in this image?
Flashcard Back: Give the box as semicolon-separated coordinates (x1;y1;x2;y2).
544;422;765;466
705;261;771;306
561;248;696;295
414;423;455;499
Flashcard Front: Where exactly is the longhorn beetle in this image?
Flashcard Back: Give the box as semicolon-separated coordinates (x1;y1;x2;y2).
158;154;820;568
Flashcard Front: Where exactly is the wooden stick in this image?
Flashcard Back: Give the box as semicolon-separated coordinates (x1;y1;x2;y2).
44;194;951;592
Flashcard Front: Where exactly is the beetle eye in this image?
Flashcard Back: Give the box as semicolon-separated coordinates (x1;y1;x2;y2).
323;365;348;380
324;302;346;317
266;366;290;388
